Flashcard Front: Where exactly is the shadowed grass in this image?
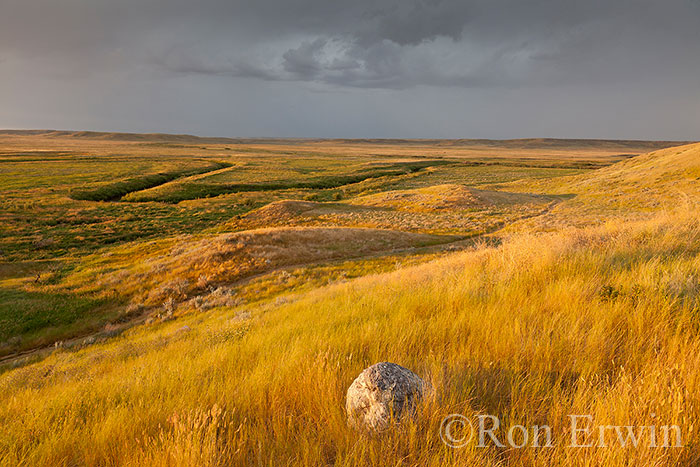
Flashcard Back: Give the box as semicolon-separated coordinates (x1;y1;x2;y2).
0;288;109;356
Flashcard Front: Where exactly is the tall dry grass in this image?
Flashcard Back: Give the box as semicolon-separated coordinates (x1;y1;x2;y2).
2;209;700;465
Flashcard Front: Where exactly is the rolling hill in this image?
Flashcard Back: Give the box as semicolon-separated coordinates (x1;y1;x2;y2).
499;142;700;230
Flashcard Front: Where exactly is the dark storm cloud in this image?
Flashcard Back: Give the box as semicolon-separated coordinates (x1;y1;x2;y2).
3;0;699;89
159;0;700;89
1;0;699;138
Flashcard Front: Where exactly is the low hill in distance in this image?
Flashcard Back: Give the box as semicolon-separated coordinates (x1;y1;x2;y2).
0;129;688;162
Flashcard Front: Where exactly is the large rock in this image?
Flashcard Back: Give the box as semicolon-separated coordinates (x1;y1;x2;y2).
346;362;429;432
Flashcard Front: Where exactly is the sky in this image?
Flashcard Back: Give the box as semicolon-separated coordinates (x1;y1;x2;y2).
1;0;699;139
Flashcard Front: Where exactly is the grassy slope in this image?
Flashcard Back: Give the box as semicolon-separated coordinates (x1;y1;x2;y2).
492;142;700;232
62;226;452;307
0;227;450;357
2;211;699;465
0;137;594;355
2;137;700;465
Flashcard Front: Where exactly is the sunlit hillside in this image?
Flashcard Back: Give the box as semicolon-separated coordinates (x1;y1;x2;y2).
491;142;700;232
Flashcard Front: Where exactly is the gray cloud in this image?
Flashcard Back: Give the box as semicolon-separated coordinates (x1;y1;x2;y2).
124;0;700;89
0;0;699;137
283;38;328;78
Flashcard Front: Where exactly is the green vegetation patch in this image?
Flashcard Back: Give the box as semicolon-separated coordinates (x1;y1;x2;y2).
0;287;106;352
69;161;231;201
125;160;450;203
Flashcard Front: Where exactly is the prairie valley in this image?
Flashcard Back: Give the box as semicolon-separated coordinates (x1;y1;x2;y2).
2;131;700;465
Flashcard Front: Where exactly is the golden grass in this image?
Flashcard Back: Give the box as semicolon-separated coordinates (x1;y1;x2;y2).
1;134;592;352
2;209;700;465
59;226;449;310
350;184;548;212
2;135;700;465
494;142;700;233
227;190;553;236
